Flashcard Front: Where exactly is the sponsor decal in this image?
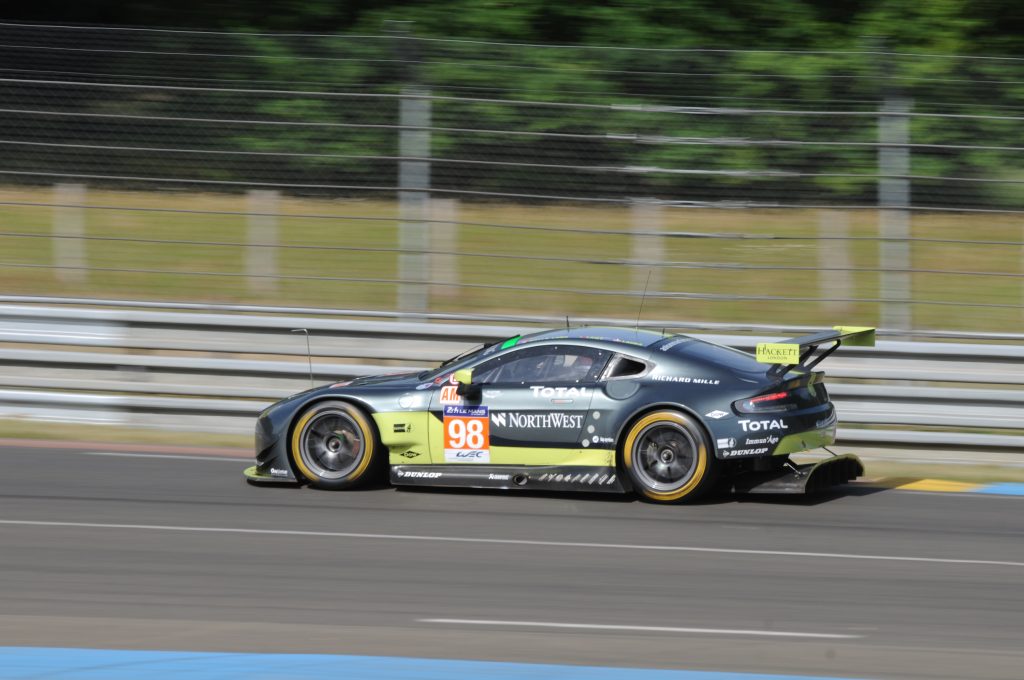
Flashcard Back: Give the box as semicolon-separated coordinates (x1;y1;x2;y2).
398;451;421;458
331;380;352;388
652;375;721;385
530;386;590;399
659;338;686;352
592;435;615;445
443;405;490;463
392;423;411;433
483;390;502;398
491;411;583;429
439;385;461;406
721;447;769;458
743;435;779;446
539;472;616;485
415;382;433;391
716;438;736;449
397;470;442;479
738;419;789;432
755;343;800;364
705;410;730;419
433;373;452;386
269;467;290;477
488;473;511;481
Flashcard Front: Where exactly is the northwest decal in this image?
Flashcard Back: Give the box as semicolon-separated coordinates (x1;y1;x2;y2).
491;412;584;429
443;405;490;463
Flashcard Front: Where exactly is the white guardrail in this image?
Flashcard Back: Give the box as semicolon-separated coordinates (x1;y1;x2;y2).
0;296;1022;449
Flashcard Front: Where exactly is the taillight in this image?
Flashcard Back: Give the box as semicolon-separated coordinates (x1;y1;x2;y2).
735;390;798;413
735;383;829;414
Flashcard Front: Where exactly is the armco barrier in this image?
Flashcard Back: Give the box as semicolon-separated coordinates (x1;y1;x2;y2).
0;298;1021;449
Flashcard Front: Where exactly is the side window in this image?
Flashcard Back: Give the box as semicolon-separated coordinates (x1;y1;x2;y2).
602;354;649;381
474;345;607;385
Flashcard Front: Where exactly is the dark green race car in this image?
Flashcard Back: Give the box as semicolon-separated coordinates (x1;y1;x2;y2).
245;325;873;503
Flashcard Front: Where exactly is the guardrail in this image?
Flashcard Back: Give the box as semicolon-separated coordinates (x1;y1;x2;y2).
0;297;1021;450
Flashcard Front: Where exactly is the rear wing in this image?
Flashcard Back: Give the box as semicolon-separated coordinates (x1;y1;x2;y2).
755;326;875;373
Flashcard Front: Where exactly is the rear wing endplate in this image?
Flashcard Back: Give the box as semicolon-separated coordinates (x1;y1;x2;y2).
755;326;875;373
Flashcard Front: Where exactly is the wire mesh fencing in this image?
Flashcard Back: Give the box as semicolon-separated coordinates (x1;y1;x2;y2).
0;22;1022;333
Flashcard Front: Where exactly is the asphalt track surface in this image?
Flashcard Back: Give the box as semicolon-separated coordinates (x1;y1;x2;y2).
2;443;1023;680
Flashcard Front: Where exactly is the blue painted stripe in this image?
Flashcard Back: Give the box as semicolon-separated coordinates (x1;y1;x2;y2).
974;482;1024;496
0;647;871;680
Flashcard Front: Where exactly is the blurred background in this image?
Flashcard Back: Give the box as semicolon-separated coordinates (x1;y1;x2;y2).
1;1;1023;333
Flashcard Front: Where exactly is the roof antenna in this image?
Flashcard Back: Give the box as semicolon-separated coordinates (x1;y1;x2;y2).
635;270;652;333
565;315;570;330
291;328;314;388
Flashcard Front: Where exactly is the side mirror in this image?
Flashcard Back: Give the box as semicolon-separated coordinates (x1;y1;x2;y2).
453;368;479;398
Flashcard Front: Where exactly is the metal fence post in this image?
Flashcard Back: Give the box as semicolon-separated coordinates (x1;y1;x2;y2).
631;198;663;296
429;198;459;302
878;96;913;332
391;25;431;317
246;189;279;295
52;183;87;285
819;210;852;315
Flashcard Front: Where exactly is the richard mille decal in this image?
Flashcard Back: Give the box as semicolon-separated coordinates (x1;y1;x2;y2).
738;419;789;432
652;376;720;385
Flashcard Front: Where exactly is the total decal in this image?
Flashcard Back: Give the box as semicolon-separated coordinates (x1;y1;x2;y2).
530;386;589;398
443;404;490;463
738;419;789;432
491;411;584;429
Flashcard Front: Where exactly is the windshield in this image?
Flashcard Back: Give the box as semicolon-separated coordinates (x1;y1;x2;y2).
416;340;499;381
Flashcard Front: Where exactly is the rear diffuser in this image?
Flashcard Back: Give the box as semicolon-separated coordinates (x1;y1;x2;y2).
732;454;863;495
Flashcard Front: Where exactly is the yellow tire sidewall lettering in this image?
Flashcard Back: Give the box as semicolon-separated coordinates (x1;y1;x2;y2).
623;411;707;502
290;403;376;483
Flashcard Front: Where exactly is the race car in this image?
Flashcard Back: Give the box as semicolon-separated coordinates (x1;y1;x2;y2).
244;325;874;503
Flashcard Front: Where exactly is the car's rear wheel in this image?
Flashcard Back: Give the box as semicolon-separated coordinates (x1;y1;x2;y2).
290;400;382;490
622;410;717;503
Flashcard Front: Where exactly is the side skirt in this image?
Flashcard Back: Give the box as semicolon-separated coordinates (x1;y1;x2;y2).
391;465;627;494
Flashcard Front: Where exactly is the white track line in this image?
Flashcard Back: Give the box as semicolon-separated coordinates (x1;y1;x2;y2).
418;618;860;640
0;519;1021;568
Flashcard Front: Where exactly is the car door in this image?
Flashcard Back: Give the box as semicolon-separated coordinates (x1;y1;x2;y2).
429;343;610;466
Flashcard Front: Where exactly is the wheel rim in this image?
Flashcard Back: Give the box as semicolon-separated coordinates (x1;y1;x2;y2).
297;409;365;480
631;421;699;492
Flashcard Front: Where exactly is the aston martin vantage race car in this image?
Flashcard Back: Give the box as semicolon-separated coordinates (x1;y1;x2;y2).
244;325;874;503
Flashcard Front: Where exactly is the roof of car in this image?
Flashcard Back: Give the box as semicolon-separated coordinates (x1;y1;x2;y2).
518;326;671;348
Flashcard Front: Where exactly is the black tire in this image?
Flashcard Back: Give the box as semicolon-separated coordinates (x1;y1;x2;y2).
621;410;718;503
289;400;383;490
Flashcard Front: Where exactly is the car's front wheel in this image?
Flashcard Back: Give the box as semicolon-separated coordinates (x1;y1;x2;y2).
622;410;717;503
289;400;383;490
